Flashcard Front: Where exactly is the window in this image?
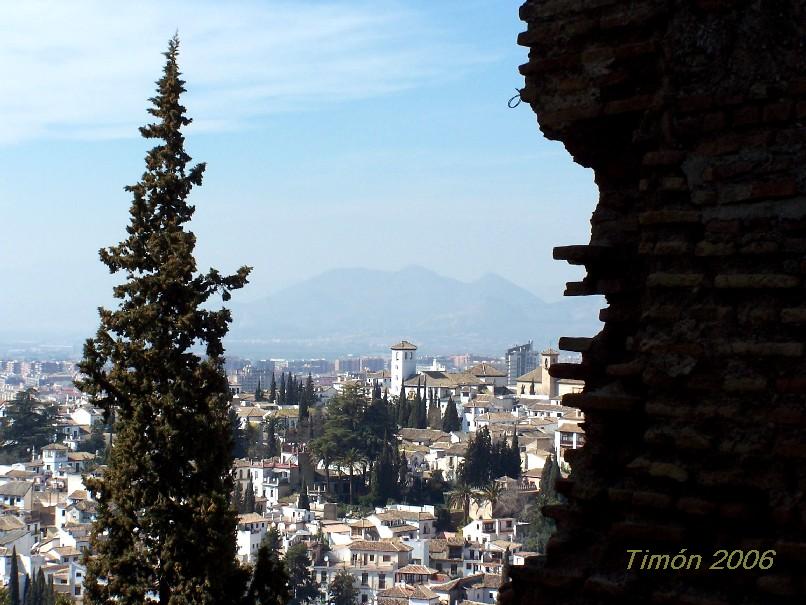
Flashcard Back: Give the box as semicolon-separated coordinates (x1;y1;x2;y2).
320;572;327;583
361;596;368;604
361;573;368;586
378;574;386;589
382;555;390;562
369;554;374;561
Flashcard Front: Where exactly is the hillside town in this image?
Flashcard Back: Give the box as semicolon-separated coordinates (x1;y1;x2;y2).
0;340;584;603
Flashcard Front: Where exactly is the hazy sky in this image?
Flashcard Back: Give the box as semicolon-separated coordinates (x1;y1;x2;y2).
0;0;598;337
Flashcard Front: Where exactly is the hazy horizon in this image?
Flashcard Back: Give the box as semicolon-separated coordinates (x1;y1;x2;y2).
1;1;598;343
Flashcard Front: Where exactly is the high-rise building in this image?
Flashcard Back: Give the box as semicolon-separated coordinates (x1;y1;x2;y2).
505;341;537;385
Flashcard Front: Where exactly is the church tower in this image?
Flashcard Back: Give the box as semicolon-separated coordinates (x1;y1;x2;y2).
390;340;417;396
539;348;559;397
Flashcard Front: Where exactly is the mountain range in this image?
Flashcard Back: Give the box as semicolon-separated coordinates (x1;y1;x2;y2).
225;266;603;358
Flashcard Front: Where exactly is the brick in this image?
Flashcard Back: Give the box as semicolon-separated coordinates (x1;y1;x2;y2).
750;180;797;199
650;241;690;255
642;150;686;166
610;521;684;542
714;274;799;288
646;273;704;288
716;341;803;357
756;574;799;597
732;105;761;126
559;336;593;352
694;241;734;256
648;462;688;482
677;497;717;516
763;100;792;123
639;210;700;224
781;307;806;322
631;491;672;510
723;376;767;392
603;94;655;115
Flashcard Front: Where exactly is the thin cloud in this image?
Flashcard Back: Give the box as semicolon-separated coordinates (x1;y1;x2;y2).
0;0;493;144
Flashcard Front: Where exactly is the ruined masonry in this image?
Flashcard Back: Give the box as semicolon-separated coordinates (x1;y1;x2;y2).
509;1;806;603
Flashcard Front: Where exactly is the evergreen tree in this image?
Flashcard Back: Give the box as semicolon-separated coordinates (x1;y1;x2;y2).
229;406;247;459
521;454;562;553
279;373;286;405
529;380;535;395
396;385;408;427
284;543;319;605
298;481;310;510
427;398;441;430
509;432;521;478
255;378;263;402
261;526;282;554
263;419;278;458
407;386;421;428
299;373;314;420
328;570;358;605
243;481;256;514
21;574;29;605
0;389;58;464
77;36;250;605
270;373;277;403
234;482;243;513
441;396;461;433
247;542;290;605
399;451;408;489
9;546;19;605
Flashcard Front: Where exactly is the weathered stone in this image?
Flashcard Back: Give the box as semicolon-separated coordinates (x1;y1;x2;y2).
513;2;806;604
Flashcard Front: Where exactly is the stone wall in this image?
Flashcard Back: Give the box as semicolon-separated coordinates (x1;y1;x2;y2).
509;1;806;603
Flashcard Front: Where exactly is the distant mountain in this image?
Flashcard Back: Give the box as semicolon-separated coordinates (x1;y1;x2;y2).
225;266;603;358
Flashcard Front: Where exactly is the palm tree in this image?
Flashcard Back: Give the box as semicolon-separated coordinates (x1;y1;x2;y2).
474;481;505;517
310;438;337;497
447;482;477;525
340;448;365;504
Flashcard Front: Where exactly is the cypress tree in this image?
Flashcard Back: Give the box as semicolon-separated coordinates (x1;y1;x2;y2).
270;372;277;403
529;380;535;395
279;373;286;405
247;541;290;605
77;36;250;604
255;378;262;402
243;481;256;514
298;480;310;510
9;546;19;605
21;573;29;605
510;432;521;478
407;386;421;428
442;396;461;433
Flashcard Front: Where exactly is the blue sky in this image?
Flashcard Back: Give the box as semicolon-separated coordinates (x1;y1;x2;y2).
0;0;597;337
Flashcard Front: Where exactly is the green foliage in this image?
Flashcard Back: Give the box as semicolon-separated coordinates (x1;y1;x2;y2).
241;481;256;514
76;423;107;456
269;373;277;404
441;397;461;433
76;36;251;605
261;526;282;554
460;427;520;487
0;389;58;464
310;385;396;502
284;543;319;605
247;542;290;605
328;570;357;605
9;547;19;605
230;406;247;459
520;454;563;553
298;481;310;510
434;506;454;532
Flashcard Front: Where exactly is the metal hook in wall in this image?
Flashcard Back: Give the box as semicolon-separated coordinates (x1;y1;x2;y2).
507;89;523;108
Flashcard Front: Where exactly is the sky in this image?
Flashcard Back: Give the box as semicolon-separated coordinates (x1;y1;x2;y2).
0;0;598;340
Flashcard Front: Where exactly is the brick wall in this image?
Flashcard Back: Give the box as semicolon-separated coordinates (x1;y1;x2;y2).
507;1;806;603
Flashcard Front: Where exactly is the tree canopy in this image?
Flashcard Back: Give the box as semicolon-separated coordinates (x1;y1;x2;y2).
76;36;251;605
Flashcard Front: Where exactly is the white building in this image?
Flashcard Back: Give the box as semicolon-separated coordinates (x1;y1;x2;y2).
391;341;418;396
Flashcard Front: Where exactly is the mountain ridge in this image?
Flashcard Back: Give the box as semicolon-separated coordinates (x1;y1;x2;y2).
226;266;603;357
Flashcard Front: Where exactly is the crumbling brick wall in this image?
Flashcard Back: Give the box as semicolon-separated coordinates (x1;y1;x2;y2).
510;1;806;603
